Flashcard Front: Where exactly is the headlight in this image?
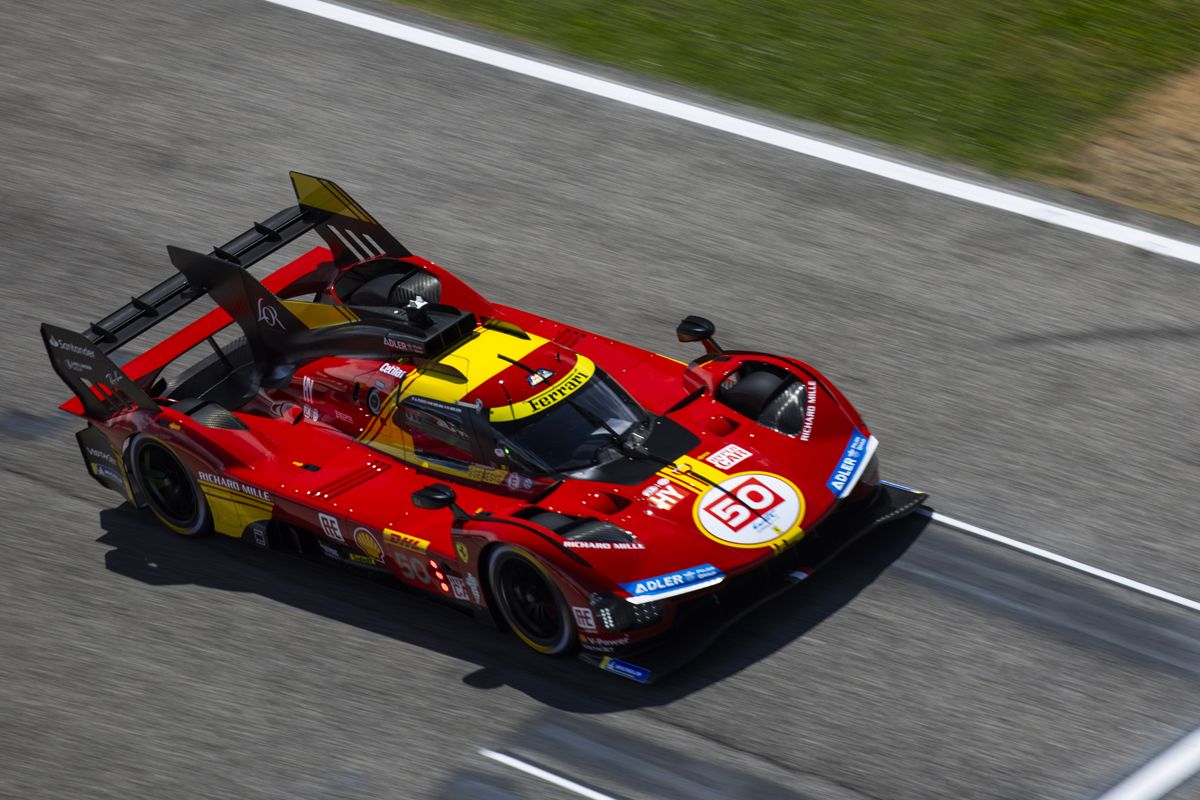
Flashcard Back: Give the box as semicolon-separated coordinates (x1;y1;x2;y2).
590;593;663;631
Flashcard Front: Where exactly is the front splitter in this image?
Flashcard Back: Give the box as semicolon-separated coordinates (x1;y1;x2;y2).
579;481;928;683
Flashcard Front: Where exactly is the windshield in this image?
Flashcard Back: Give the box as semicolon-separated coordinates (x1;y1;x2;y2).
492;370;648;472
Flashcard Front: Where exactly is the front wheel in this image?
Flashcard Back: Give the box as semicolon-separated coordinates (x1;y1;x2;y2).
487;545;576;655
128;437;212;537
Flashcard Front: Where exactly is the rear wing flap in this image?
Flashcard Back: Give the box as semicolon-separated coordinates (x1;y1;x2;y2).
83;202;332;355
80;171;409;355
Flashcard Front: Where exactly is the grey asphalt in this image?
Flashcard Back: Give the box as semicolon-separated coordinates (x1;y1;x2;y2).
2;1;1199;798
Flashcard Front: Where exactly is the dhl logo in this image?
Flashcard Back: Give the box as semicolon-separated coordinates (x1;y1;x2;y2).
384;529;431;554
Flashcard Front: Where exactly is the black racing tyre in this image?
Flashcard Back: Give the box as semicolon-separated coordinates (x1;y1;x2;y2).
128;437;212;537
487;544;576;656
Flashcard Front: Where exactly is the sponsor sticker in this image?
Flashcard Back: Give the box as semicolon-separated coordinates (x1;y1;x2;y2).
253;526;269;548
562;541;645;550
693;472;804;547
47;335;96;357
705;443;752;470
383;529;431;554
643;478;686;511
465;572;483;604
582;633;630;652
826;429;874;498
384;334;422;353
197;471;271;503
318;540;339;559
448;576;469;601
620;564;723;599
318;512;345;543
353;527;383;561
85;446;117;466
600;657;651;683
379;363;406;379
526;368;554;387
800;380;817;441
257;297;284;330
526;366;589;413
572;607;597;631
94;464;124;484
503;472;534;491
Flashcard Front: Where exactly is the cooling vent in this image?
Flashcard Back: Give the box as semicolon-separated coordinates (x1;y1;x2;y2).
186;402;248;430
564;519;637;544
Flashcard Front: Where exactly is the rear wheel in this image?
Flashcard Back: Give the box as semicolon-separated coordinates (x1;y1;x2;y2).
488;545;575;655
129;437;212;536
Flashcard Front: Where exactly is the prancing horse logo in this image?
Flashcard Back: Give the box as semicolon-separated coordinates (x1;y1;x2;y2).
257;297;284;329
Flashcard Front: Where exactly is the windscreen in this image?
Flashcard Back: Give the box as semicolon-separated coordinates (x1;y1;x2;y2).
492;370;648;472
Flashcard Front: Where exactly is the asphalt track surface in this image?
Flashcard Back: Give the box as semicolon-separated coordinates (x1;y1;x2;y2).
2;1;1200;798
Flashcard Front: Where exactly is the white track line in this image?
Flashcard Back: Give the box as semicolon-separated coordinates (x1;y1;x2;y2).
265;0;1200;266
921;509;1200;614
479;749;617;800
1095;725;1200;800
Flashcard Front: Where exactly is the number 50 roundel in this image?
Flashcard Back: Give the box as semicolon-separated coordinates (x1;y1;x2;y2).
692;472;805;547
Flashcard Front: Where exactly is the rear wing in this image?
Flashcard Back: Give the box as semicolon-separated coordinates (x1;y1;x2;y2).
80;172;409;355
42;324;160;419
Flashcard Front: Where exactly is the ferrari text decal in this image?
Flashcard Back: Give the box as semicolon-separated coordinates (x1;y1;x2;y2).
526;366;589;413
620;564;723;599
693;472;804;548
705;443;752;470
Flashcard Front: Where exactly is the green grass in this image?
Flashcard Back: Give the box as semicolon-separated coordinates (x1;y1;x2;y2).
397;0;1200;175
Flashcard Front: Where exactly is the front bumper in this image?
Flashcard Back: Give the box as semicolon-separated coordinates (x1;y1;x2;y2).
579;481;927;683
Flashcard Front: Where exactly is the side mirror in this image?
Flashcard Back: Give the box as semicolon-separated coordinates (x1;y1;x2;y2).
411;483;470;522
676;315;722;355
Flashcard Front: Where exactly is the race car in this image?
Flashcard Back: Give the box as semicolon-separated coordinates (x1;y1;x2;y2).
43;172;925;683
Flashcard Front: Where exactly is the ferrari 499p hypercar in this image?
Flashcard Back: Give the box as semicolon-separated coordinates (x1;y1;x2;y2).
43;173;926;682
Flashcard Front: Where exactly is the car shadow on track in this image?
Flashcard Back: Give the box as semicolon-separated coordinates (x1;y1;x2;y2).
98;504;929;712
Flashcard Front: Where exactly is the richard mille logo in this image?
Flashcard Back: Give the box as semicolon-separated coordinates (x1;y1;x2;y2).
257;297;284;329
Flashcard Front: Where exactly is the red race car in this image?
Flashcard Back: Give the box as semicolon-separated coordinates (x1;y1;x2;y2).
43;173;925;682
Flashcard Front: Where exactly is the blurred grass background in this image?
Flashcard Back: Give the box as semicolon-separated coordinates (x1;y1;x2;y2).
397;0;1200;177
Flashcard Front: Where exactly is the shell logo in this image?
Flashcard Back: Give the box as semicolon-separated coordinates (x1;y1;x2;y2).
354;527;384;561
